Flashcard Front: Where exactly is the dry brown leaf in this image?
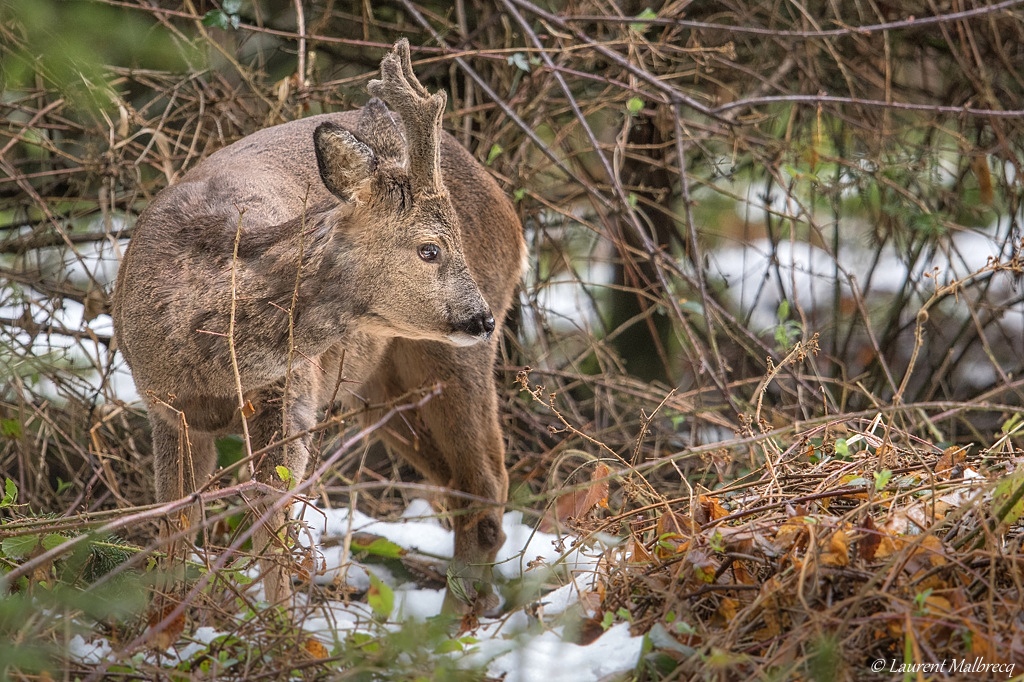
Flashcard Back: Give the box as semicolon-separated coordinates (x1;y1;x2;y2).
713;596;739;627
774;518;809;551
628;535;653;564
972;155;994;205
658;508;697;537
873;534;903;560
549;463;611;529
921;594;953;617
654;509;696;560
968;624;996;659
936;445;968;479
731;560;755;585
700;495;729;521
821;529;850;567
146;599;185;650
856;515;881;562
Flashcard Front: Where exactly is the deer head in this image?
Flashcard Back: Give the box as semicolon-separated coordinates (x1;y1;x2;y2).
311;39;494;346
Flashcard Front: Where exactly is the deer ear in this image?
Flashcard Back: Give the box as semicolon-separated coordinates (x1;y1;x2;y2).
313;122;376;201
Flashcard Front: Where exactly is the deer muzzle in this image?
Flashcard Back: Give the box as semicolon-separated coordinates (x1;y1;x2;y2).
448;310;495;346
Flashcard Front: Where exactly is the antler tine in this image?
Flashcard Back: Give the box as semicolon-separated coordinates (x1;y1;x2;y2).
394;38;430;99
366;39;446;196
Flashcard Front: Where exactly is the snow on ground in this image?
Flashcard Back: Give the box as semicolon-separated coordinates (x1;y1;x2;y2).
291;499;644;681
67;500;644;680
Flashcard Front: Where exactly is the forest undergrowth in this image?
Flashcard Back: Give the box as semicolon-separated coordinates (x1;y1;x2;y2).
2;1;1024;679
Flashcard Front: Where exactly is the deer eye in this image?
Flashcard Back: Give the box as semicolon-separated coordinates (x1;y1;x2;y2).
418;243;440;262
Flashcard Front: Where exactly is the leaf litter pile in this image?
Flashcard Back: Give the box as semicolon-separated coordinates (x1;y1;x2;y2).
564;414;1024;679
3;371;1024;680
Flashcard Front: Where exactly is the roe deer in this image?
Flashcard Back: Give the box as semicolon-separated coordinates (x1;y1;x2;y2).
111;39;525;614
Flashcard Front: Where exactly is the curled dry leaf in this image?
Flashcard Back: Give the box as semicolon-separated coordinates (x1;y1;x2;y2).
545;463;611;531
656;509;695;559
774;517;810;552
700;494;729;521
855;515;881;562
820;529;850;567
146;598;186;651
628;534;653;564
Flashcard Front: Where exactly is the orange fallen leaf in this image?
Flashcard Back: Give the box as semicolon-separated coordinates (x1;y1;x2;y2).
656;510;694;559
821;529;850;567
628;535;653;564
241;400;256;418
303;637;330;659
700;495;729;521
774;518;809;551
146;598;185;650
714;596;739;625
547;463;611;530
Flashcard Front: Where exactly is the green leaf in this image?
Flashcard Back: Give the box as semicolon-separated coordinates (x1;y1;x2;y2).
275;465;292;484
626;97;644;115
55;477;73;495
486;143;503;166
41;533;68;551
201;9;229;28
1;418;22;439
351;536;405;559
216;436;245;468
1;478;17;507
708;530;725;553
776;299;791;321
512;188;527;203
600;610;615;630
629;8;658;32
873;469;893;491
434;639;464;654
993;471;1024;525
367;574;394;620
1001;413;1023;434
2;534;40;559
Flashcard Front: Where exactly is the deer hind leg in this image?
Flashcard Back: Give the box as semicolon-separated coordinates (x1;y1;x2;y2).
244;376;317;606
366;338;508;615
150;415;217;608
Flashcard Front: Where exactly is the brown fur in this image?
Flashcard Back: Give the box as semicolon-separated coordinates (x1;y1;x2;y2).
111;40;525;613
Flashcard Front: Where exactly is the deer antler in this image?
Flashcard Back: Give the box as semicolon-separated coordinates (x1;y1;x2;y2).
367;39;446;197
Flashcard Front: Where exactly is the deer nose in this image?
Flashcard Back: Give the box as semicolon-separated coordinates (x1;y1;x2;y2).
459;311;495;339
